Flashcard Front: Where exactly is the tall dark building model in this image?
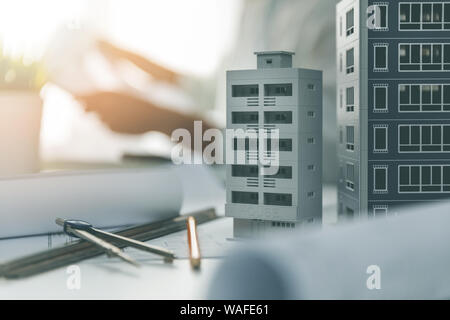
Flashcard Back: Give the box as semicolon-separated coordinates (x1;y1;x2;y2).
337;0;450;219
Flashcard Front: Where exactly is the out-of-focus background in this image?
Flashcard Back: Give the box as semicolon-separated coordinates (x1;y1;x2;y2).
0;0;338;182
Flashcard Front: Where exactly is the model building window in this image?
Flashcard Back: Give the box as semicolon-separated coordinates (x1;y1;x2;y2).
264;166;292;179
232;165;258;178
444;166;450;191
272;222;295;228
232;112;258;124
279;139;293;152
374;126;388;152
346;207;355;218
263;138;292;152
399;166;420;192
374;85;388;111
422;166;442;192
423;4;432;24
373;166;388;192
399;125;420;152
444;126;450;151
346;48;354;74
400;125;450;153
264;83;292;96
399;44;420;71
346;87;355;112
421;85;442;111
373;4;388;30
446;4;450;29
346;126;355;151
346;8;354;36
399;84;450;112
400;43;450;71
346;163;355;191
372;206;388;218
446;85;450;110
399;3;420;30
399;165;450;193
422;44;442;71
374;44;388;71
421;85;433;108
423;125;441;152
232;84;259;97
445;44;450;70
424;44;440;69
264;193;292;207
232;191;258;205
399;84;419;111
423;3;442;29
400;2;449;30
264;111;292;124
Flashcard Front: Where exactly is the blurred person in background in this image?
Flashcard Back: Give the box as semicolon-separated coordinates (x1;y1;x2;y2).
76;0;337;181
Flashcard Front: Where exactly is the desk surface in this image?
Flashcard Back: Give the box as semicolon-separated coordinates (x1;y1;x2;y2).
0;161;337;299
1;257;224;299
1;217;228;299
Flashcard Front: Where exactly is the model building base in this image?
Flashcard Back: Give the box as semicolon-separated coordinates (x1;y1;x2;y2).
232;218;322;239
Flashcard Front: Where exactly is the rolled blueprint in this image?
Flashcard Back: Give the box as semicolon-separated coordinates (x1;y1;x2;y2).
209;202;450;299
0;167;182;238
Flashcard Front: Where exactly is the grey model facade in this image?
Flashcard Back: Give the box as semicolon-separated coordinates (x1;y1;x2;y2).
337;0;450;219
225;52;322;238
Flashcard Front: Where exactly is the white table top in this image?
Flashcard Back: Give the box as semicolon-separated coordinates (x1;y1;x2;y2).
1;256;224;300
0;162;337;299
0;216;234;300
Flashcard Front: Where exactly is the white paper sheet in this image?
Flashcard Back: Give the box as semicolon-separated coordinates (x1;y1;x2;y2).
0;167;182;238
209;202;450;300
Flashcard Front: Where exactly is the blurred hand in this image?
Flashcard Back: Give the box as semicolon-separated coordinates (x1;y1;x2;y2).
77;91;216;154
77;91;182;135
96;40;181;84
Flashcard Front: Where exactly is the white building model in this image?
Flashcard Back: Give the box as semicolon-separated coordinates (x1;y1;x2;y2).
225;51;323;238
